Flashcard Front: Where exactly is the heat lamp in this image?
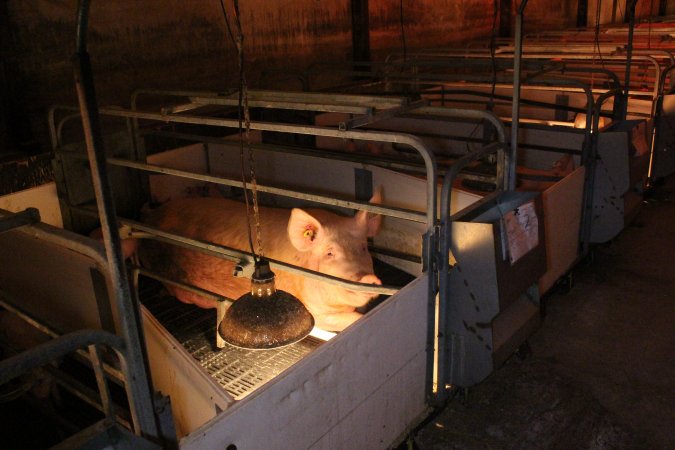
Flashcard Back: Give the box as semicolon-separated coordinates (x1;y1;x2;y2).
215;0;314;350
218;259;314;349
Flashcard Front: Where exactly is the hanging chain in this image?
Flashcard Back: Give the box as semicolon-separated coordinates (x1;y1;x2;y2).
243;89;264;258
227;0;264;260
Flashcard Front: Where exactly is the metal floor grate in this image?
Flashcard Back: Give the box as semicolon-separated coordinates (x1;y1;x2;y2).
139;280;322;400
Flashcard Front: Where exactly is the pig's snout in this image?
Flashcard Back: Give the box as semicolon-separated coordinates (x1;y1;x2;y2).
355;274;382;302
358;274;382;286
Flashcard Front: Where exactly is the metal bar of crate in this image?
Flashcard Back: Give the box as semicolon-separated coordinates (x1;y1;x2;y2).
106;157;427;223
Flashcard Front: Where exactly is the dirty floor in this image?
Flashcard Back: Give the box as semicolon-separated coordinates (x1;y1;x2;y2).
412;175;675;450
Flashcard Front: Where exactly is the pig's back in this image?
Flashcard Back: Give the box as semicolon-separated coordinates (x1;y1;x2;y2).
143;197;295;249
139;197;298;304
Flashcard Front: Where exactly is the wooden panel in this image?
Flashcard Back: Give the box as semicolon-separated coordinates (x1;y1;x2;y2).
538;166;585;294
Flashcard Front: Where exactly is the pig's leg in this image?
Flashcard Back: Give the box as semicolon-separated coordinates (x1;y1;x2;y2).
168;286;219;309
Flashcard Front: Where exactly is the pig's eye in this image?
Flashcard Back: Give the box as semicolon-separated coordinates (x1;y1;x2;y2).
326;249;334;257
361;244;368;253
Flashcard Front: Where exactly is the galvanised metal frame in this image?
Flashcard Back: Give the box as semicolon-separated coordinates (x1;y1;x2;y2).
74;0;162;442
510;0;529;191
0;328;160;448
48;97;512;291
376;73;606;259
437;142;508;395
50;84;517;408
649;62;675;179
384;53;660;106
63;0;515;425
62;93;443;362
581;88;626;255
0;207;159;443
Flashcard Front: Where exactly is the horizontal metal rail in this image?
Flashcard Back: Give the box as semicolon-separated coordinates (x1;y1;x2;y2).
106;157;427;223
0;329;124;386
54;146;428;223
0;208;41;233
0;293;126;384
131;88;409;112
58;104;438;229
184;95;374;115
0;208;109;273
385;52;661;98
133;267;233;306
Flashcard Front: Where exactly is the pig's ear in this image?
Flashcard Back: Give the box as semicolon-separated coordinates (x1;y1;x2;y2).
288;208;323;251
355;187;383;238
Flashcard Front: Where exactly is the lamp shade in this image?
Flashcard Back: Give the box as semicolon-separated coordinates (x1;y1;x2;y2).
218;259;315;349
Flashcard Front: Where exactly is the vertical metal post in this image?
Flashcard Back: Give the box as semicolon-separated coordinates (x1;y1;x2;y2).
623;0;639;119
659;0;668;15
509;0;528;191
351;0;370;68
577;0;589;27
74;0;160;442
499;0;513;38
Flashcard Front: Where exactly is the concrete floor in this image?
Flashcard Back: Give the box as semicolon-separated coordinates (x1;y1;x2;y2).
412;176;675;450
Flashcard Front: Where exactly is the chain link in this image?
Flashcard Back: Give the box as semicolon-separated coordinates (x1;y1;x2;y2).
242;86;264;258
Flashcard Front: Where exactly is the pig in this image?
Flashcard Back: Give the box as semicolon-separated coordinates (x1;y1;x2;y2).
139;192;384;331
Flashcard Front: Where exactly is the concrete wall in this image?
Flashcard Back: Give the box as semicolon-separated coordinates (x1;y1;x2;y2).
0;0;640;151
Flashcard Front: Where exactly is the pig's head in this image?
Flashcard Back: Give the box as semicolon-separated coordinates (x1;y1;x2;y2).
287;191;383;313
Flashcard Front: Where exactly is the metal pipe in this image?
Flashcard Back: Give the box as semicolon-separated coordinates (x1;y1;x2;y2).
0;329;124;386
0;293;126;384
106;158;427;222
63;103;438;233
647;63;675;181
88;344;115;420
378;51;667;99
623;0;640;119
74;0;160;440
510;0;529;190
0;208;108;270
0;208;40;234
411;107;507;186
50;104;484;178
131;88;407;111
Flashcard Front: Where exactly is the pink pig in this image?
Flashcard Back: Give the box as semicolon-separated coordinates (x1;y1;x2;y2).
139;192;383;331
